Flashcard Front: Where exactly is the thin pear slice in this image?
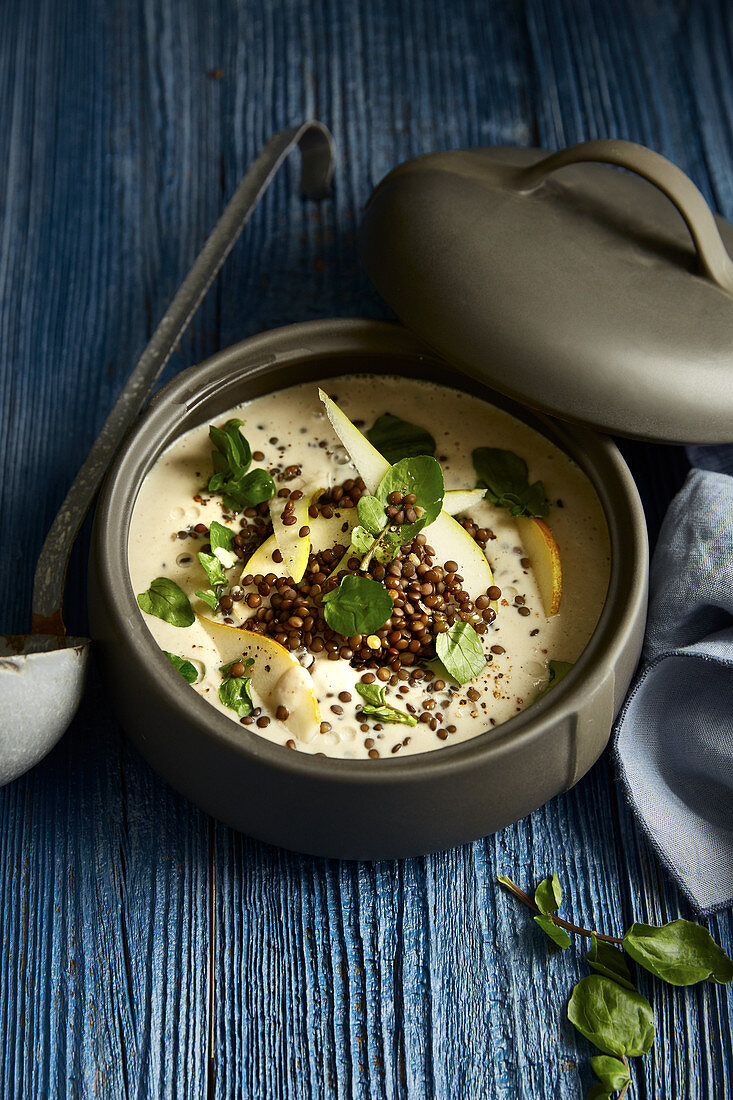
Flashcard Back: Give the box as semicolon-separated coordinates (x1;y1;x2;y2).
515;516;562;616
198;617;321;741
319;388;390;492
319;389;498;611
244;510;356;579
443;488;487;515
267;486;324;583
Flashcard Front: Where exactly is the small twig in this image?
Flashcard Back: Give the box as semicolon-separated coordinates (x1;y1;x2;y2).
499;876;623;945
360;525;389;571
618;1055;631;1099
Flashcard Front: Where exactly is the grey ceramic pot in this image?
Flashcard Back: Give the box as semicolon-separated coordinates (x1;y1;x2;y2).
89;318;648;859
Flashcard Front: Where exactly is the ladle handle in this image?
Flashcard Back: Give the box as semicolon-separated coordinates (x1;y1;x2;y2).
32;121;335;633
514;138;733;294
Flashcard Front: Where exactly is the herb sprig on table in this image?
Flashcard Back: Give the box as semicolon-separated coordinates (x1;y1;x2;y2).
498;873;733;1098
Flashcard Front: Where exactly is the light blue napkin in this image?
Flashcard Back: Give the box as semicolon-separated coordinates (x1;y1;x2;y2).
614;451;733;914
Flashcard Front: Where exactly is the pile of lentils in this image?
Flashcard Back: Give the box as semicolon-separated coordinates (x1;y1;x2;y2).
196;480;502;675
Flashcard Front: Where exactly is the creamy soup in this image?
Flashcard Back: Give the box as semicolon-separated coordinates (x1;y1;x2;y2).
128;376;610;758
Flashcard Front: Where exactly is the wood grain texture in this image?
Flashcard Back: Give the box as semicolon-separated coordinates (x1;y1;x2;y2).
0;0;731;1097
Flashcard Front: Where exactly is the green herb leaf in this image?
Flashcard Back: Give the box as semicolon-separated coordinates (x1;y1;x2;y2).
534;914;571;950
209;418;251;480
376;455;444;535
585;1086;612;1100
137;577;195;628
534;872;562;915
435;621;486;684
163;651;198;684
472;447;549;518
195;588;219;611
209;520;235;554
587;934;636;991
537;659;575;699
322;574;394;636
219;656;255;677
357;494;387;536
623;920;733;986
355;682;418;726
589;1055;631;1092
198;550;227;587
218;676;254;718
366;412;437;464
567;975;655;1059
221;467;276;512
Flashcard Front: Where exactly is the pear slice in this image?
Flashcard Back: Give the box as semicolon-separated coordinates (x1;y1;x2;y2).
319;389;498;610
244;510;356;579
515;516;562;616
319;388;390;492
198;617;321;740
267;486;324;583
443;488;487;515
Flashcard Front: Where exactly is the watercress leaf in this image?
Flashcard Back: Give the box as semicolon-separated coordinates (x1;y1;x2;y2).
589;1055;631;1091
322;574;394;636
222;468;276;511
537;660;575;699
219;656;254;677
585;1085;612;1100
195;589;219;611
534;914;571;950
587;934;636;991
623;920;733;986
198;551;227;588
366;412;437;464
360;703;418;727
355;682;417;726
472;447;549;517
349;525;377;558
534;872;562;915
218;676;254;718
567;975;655;1058
137;577;195;627
163;651;198;684
435;621;486;684
357;495;387;536
209;520;235;554
376;455;445;527
209;418;251;476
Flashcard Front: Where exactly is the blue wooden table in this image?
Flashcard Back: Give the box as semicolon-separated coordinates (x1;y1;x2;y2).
1;1;731;1096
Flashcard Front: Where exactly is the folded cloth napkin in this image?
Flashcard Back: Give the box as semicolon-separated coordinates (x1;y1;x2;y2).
614;450;733;914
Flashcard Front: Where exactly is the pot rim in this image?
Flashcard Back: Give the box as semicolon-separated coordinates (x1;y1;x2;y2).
93;317;648;785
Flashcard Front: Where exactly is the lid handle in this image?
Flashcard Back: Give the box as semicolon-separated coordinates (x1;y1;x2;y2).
514;139;733;294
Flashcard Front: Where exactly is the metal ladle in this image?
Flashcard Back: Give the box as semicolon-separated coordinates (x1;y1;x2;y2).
0;121;334;787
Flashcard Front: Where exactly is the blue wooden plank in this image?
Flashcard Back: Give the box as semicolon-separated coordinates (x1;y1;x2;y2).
0;0;732;1098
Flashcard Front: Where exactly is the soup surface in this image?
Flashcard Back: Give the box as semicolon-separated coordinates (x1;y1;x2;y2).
128;375;610;758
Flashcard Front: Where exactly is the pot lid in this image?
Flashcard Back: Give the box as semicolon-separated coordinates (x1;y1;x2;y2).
359;139;733;442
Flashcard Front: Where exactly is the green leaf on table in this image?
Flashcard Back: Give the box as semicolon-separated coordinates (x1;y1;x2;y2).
355;682;418;726
534;914;571;950
435;620;486;684
195;588;219;611
587;933;636;991
567;975;655;1058
534;872;562;915
472;447;549;518
322;574;394;636
585;1086;613;1100
137;577;195;628
198;550;227;588
218;675;254;718
623;920;733;986
209;520;235;554
366;412;436;464
163;651;198;684
536;660;575;699
589;1055;631;1093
